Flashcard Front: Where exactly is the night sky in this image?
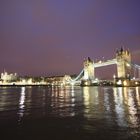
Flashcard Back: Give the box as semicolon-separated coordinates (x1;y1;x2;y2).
0;0;140;77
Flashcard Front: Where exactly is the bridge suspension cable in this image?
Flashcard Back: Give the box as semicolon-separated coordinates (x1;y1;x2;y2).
133;64;140;78
72;69;84;82
128;62;140;78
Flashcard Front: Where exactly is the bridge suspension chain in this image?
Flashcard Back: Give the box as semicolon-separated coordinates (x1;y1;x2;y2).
129;62;140;78
72;69;84;82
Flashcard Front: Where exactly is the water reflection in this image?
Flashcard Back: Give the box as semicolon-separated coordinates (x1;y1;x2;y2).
104;88;110;112
0;87;20;112
1;86;139;125
127;88;139;128
70;86;75;108
0;86;140;139
83;87;90;106
136;87;140;106
0;88;8;112
14;86;140;129
82;87;101;119
82;86;140;130
113;87;127;127
50;86;77;117
18;87;25;122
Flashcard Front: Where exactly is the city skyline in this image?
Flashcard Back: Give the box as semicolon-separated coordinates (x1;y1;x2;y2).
1;0;140;76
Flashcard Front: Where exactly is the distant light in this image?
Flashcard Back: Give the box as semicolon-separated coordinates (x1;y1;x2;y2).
85;81;88;85
126;63;130;67
117;80;122;85
133;77;135;80
135;81;138;85
95;78;99;81
123;81;127;86
113;74;116;79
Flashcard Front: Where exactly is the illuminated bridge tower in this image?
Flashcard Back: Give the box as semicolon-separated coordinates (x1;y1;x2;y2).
83;57;94;81
116;48;131;79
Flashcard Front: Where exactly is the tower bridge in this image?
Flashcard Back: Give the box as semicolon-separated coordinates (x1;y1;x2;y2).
68;48;140;86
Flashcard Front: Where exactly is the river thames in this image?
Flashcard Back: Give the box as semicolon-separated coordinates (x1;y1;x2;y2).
0;86;140;140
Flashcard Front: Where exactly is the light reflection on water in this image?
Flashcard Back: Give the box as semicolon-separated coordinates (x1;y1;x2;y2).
113;87;127;127
18;87;25;120
136;87;140;106
0;86;140;139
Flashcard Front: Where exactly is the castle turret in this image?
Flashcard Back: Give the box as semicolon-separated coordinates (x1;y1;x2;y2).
116;47;131;78
83;57;94;80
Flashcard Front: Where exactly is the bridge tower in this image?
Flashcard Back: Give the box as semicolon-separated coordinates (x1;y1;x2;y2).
116;48;131;78
83;57;94;80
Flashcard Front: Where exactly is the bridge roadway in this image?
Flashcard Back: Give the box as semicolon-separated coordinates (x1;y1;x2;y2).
71;59;117;82
93;59;117;68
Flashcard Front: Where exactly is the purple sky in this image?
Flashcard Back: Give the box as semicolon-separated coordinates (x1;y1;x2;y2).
0;0;140;77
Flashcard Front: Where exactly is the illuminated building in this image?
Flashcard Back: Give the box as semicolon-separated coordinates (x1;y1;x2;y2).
1;71;18;82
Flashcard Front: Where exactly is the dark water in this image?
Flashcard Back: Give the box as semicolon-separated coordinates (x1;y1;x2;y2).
0;86;140;140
